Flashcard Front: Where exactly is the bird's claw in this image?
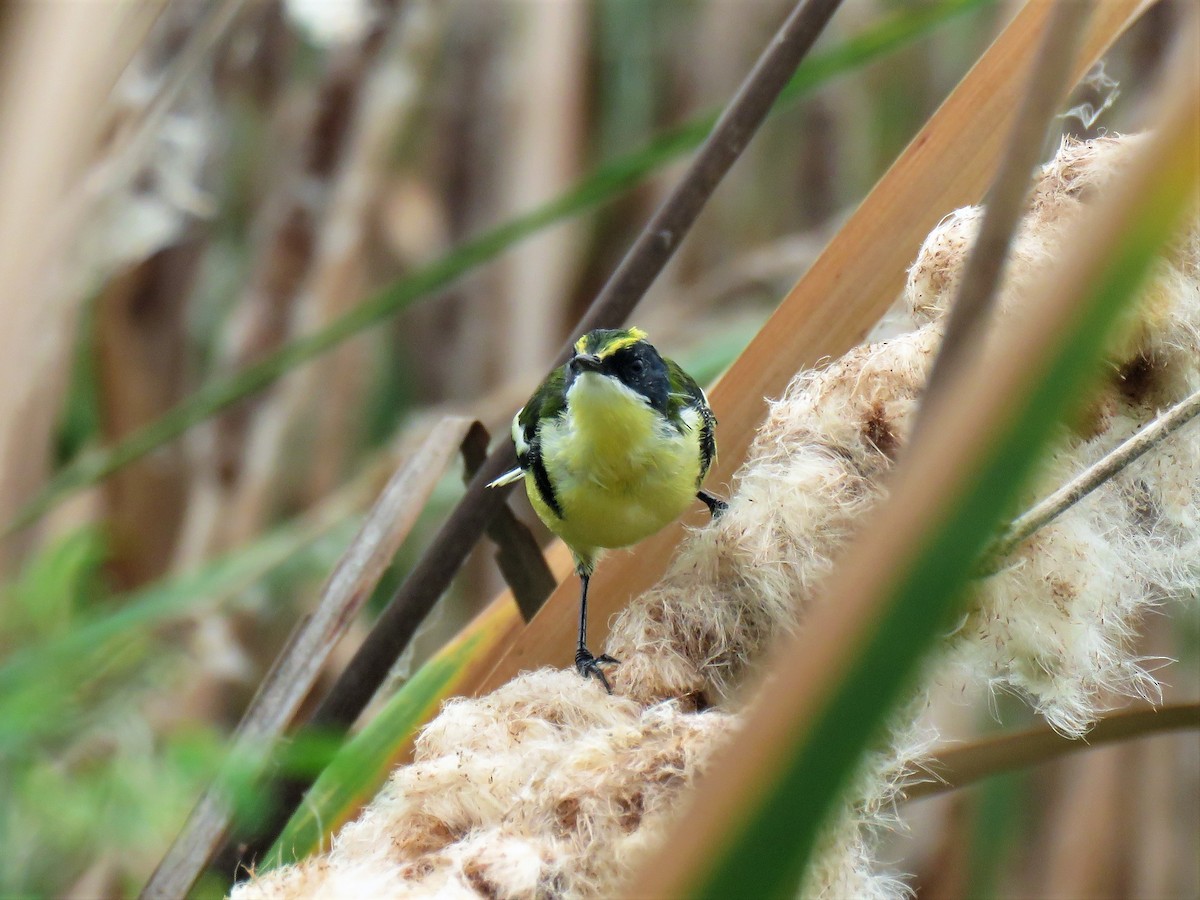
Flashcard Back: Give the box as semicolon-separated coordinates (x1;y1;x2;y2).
697;490;728;519
575;646;620;693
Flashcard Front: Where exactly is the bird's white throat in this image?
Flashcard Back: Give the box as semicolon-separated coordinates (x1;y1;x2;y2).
563;371;656;445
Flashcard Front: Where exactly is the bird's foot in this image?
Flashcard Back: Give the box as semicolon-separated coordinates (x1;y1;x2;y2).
575;646;620;693
698;490;729;519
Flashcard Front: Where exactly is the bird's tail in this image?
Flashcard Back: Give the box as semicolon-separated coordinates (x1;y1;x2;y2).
486;468;524;489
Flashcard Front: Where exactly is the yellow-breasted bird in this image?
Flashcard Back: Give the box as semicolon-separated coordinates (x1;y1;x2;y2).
489;327;724;691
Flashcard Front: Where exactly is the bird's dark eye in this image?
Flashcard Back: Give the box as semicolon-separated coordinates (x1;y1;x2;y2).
630;358;645;376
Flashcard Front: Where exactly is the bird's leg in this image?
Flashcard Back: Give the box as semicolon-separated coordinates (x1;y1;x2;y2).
573;570;619;693
697;489;728;518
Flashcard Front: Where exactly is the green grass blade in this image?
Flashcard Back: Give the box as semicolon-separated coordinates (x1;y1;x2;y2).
8;0;988;534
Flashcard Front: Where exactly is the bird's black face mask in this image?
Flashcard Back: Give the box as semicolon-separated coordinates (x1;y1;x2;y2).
606;344;671;415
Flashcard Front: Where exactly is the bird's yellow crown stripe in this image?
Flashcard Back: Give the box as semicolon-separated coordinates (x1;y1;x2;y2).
574;327;648;359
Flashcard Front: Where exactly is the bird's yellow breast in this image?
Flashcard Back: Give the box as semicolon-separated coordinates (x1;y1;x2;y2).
528;373;701;560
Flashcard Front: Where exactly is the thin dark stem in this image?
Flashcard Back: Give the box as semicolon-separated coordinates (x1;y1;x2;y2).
460;422;557;622
569;0;844;341
984;385;1200;570
915;1;1090;432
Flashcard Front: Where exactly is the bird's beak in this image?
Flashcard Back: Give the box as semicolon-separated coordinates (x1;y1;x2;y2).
571;353;604;373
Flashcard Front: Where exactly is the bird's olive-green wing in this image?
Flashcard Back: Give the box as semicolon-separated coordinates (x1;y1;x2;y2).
665;358;717;482
514;364;568;517
517;365;568;447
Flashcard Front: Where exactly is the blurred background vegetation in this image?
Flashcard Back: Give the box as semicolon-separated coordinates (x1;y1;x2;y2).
0;0;1192;897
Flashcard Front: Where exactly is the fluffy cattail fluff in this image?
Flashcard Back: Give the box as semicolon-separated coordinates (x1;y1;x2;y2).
234;135;1198;899
240;670;732;898
907;134;1200;733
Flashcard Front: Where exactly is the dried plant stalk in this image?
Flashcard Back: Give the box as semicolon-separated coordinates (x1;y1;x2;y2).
916;0;1087;417
0;1;163;567
905;701;1200;801
174;0;407;567
227;0;444;541
94;1;235;587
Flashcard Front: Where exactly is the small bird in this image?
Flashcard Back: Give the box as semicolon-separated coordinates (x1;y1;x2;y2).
489;327;724;692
